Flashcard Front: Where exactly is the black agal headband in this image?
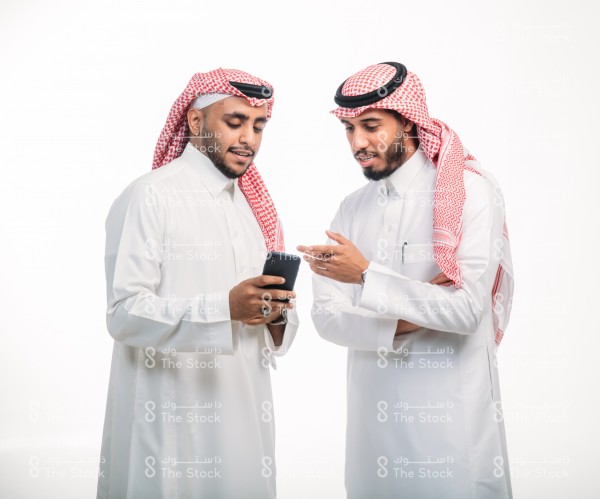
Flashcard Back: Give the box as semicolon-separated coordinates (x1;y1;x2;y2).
229;81;273;99
334;62;407;108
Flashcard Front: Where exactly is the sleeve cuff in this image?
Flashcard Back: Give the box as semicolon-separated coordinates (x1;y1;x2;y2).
360;261;408;314
263;305;299;357
362;262;409;352
186;291;234;355
376;316;399;352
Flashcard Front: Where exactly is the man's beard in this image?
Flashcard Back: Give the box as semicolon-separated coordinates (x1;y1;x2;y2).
199;124;252;179
361;140;407;181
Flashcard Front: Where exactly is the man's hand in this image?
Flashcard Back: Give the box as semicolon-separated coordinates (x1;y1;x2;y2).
229;275;295;326
429;271;453;287
297;231;369;284
395;271;454;335
395;319;420;335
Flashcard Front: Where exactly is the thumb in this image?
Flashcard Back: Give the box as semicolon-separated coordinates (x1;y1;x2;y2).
326;230;351;246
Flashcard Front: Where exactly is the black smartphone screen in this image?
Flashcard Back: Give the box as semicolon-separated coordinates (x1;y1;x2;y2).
261;252;301;295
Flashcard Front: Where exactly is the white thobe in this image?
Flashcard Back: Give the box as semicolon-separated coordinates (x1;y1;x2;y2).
97;142;297;499
312;147;512;499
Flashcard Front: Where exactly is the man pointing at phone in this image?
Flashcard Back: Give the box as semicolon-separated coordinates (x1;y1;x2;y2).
299;62;514;498
98;68;298;499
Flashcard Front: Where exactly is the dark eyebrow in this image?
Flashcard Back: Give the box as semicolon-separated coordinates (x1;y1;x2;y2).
224;113;267;124
340;117;382;125
224;112;249;120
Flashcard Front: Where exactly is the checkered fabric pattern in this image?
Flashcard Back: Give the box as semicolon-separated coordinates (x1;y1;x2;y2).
152;68;284;252
333;63;513;344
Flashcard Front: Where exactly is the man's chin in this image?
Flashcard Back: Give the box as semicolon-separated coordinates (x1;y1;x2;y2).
362;166;393;181
215;161;250;179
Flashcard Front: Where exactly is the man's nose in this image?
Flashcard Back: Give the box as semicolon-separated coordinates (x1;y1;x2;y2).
351;130;369;150
240;126;256;146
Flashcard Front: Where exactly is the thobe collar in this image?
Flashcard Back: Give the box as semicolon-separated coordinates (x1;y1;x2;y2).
384;145;428;198
181;141;236;198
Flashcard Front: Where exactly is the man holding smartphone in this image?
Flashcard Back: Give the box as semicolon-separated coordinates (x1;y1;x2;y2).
299;62;514;498
98;68;298;499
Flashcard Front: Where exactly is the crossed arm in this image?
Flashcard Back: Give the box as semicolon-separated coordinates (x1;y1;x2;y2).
297;230;452;337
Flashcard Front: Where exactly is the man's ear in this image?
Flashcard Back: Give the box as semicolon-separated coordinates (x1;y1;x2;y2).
401;117;415;134
187;108;205;136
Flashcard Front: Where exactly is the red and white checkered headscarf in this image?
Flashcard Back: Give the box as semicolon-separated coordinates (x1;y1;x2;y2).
333;63;514;344
152;68;284;252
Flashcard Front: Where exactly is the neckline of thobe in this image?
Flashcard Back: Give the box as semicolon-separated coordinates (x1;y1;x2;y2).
384;146;429;198
180;142;236;199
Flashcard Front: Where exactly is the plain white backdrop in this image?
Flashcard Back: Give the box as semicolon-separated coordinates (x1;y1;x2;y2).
1;0;598;497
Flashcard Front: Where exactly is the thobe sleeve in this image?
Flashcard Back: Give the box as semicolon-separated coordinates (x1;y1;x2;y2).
360;173;504;335
104;181;234;353
311;201;398;351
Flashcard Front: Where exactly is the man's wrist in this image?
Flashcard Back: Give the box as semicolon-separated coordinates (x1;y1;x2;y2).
269;308;288;326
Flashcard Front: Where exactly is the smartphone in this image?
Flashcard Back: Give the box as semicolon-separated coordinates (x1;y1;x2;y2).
262;252;301;299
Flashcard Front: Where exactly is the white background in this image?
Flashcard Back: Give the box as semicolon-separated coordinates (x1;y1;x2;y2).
1;0;598;497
